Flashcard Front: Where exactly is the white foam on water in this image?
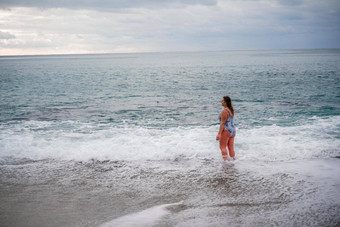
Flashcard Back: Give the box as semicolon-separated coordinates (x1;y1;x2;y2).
98;202;181;227
0;116;339;162
236;116;340;161
0;122;216;161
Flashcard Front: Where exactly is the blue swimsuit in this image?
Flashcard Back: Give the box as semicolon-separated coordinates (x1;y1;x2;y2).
219;108;236;137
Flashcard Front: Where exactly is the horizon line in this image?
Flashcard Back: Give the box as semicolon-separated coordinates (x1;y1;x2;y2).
1;47;339;58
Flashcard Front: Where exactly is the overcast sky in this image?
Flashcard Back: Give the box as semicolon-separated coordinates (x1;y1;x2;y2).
0;0;339;55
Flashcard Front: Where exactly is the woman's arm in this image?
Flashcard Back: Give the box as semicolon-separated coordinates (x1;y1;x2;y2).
216;110;228;140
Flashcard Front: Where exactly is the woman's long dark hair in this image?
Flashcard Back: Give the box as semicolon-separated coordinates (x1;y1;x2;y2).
223;96;234;115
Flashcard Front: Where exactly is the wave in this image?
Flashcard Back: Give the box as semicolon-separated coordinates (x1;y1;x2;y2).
0;116;339;162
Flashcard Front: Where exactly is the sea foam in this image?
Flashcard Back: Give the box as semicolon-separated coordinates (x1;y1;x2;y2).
0;116;339;162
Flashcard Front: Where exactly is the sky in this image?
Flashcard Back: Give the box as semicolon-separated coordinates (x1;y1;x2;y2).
0;0;339;56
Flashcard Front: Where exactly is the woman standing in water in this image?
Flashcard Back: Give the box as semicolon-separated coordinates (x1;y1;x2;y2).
216;96;236;160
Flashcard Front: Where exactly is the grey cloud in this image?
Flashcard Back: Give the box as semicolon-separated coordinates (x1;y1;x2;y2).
1;0;339;55
274;0;303;6
0;0;217;10
0;31;16;39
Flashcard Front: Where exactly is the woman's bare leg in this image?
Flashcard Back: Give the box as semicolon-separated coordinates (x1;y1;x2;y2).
227;136;235;159
219;130;230;160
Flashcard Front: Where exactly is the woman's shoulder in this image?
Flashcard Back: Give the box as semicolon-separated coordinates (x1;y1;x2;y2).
221;108;229;115
224;108;233;116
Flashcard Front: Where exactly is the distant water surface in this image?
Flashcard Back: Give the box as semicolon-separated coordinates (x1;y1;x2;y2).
0;49;339;226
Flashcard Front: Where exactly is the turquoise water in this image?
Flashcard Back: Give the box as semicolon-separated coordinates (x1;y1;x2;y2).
0;50;339;226
1;50;339;127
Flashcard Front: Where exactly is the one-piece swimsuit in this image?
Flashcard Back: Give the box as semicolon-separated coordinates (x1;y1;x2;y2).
219;108;236;137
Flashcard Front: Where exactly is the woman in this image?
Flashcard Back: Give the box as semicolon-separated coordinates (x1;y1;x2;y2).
216;96;236;160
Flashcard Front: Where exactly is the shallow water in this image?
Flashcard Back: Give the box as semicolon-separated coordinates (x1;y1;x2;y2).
0;49;340;226
1;158;339;226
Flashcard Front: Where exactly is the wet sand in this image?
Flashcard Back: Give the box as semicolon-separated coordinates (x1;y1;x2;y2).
0;157;339;227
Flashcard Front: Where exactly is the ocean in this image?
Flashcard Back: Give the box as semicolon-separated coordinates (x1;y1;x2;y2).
0;49;339;226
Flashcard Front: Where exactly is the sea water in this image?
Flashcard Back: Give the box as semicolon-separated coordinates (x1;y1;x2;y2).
0;49;339;226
